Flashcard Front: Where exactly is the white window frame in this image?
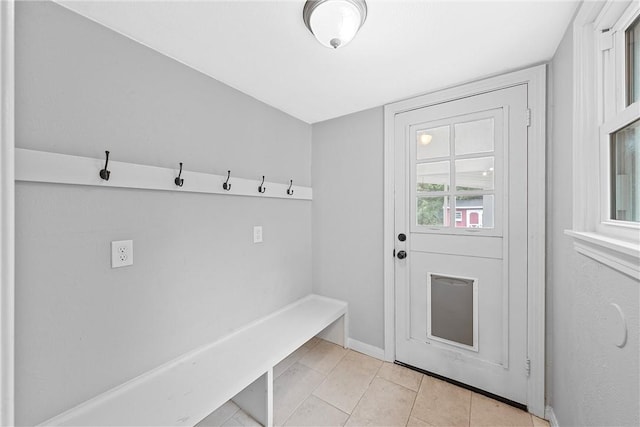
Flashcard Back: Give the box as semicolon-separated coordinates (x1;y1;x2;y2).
566;0;640;280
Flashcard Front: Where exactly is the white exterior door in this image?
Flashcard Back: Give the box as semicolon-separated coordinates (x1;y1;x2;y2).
394;84;529;405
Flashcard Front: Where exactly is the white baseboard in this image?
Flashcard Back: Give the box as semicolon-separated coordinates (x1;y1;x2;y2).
347;338;385;360
546;405;559;427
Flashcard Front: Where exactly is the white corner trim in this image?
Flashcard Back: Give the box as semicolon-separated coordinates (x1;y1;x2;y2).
15;149;312;201
525;64;547;420
382;102;396;363
545;405;559;427
565;230;640;280
347;338;386;361
0;1;15;425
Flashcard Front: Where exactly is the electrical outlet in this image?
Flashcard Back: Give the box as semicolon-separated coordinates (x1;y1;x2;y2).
253;226;263;243
111;240;133;268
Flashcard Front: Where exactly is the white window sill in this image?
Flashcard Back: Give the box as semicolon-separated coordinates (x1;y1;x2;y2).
565;230;640;280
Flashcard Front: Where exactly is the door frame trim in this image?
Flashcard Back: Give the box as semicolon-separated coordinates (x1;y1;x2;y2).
0;0;15;425
382;64;546;417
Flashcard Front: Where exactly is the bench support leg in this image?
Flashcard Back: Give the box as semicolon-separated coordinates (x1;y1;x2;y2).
231;369;273;427
316;314;347;348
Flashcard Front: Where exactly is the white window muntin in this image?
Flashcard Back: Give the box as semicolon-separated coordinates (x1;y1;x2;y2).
409;108;504;237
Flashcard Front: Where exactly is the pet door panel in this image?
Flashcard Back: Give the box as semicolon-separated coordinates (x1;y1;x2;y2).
429;274;475;347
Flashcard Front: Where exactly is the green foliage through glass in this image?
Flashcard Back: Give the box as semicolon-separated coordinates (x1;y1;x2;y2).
417;197;447;226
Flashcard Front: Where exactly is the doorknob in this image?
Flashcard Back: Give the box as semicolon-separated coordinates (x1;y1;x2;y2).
397;250;407;259
398;233;406;241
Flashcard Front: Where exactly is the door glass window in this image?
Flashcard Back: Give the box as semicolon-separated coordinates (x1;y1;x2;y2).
455;195;494;229
413;114;498;231
417;196;449;227
455;157;494;191
417;161;450;192
455;118;494;155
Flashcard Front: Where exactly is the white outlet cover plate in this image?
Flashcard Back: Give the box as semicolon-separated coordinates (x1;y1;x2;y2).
253;226;263;243
111;240;134;268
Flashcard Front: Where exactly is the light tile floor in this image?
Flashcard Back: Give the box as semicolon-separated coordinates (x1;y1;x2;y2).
197;338;550;427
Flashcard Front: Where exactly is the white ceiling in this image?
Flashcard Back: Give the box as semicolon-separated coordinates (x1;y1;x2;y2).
56;0;578;124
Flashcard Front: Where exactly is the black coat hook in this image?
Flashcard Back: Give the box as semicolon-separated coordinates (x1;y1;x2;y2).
174;162;184;187
223;170;232;191
99;150;111;181
287;179;294;195
258;176;266;193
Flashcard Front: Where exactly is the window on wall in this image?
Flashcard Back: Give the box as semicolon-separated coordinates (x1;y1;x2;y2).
598;1;640;235
626;16;639;105
610;118;638;222
568;0;639;279
611;16;639;222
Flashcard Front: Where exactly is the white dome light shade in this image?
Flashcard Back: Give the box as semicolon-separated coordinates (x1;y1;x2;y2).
419;133;433;145
309;1;360;48
303;0;367;49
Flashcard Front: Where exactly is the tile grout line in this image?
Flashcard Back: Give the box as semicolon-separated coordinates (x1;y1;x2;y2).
278;368;326;427
332;352;384;425
468;389;473;427
227;407;241;425
280;341;348;426
298;342;348;377
279;341;538;427
324;349;384;425
313;395;351;419
274;346;311;380
405;374;425;426
341;360;385;425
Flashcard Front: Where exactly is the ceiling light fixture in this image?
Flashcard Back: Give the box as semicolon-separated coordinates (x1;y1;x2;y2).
303;0;367;49
419;133;433;145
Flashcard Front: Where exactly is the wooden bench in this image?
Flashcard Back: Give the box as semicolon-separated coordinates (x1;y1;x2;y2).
41;294;348;427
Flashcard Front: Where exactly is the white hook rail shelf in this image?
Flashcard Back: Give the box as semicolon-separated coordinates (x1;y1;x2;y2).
15;149;312;201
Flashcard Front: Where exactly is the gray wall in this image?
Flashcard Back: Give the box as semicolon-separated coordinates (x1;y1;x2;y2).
546;21;639;427
15;2;312;425
15;1;640;426
311;108;385;349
